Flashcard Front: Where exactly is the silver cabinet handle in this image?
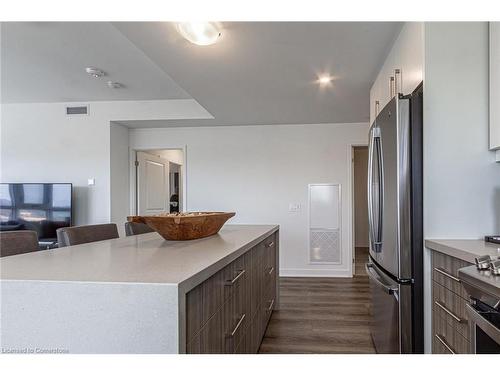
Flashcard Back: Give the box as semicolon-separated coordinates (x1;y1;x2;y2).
389;76;395;98
226;314;246;338
435;334;456;354
434;267;460;283
225;269;245;286
266;241;274;248
435;301;466;323
267;299;275;311
268;266;274;275
394;69;401;95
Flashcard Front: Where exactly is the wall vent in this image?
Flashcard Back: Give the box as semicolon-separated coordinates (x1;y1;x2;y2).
65;105;89;116
308;183;342;264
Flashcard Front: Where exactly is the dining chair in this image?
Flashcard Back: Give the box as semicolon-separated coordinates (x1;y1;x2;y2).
0;230;40;257
124;222;155;236
56;223;119;247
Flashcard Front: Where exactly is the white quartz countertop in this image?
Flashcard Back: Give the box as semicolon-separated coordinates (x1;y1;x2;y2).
425;239;500;264
0;225;278;291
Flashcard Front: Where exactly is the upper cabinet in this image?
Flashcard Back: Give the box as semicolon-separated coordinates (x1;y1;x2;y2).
489;23;500;151
370;23;424;125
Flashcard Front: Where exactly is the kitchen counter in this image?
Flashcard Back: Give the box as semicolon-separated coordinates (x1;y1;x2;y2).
0;224;279;354
425;239;500;264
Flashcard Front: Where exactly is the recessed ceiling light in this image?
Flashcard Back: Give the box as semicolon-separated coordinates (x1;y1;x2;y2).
317;74;333;85
176;22;222;46
107;81;123;89
85;67;105;78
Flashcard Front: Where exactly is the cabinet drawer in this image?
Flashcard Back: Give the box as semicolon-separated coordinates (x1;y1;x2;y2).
223;284;248;353
263;253;277;293
433;313;470;354
432;252;471;299
186;231;278;354
249;306;264;353
250;242;264;320
235;330;251;354
432;283;469;339
261;289;276;336
262;233;276;251
188;286;248;354
263;241;276;275
433;334;455;354
186;250;249;341
187;307;224;354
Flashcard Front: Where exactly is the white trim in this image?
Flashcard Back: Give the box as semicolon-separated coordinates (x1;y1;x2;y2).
280;268;352;278
348;143;369;278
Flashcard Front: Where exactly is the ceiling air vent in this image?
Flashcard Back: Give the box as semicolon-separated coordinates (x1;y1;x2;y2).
65;105;89;116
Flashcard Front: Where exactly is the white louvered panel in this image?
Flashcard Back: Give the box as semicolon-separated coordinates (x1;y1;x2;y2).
309;229;341;263
308;183;341;264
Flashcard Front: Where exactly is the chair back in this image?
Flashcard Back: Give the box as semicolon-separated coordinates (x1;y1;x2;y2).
124;222;154;236
0;230;39;257
57;223;119;247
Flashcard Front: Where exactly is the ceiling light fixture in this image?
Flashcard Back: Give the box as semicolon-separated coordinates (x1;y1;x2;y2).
85;67;105;78
107;81;123;89
317;74;333;85
176;22;222;46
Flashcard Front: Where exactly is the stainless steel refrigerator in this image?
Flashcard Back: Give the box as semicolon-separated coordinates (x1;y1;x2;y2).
365;84;423;354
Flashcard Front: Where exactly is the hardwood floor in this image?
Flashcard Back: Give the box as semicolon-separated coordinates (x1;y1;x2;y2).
258;248;375;354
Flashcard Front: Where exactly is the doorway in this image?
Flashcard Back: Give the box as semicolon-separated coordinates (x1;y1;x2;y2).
352;146;369;276
134;148;185;216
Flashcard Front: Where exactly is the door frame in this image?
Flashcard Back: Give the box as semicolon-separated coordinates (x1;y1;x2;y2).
129;146;188;215
348;143;369;277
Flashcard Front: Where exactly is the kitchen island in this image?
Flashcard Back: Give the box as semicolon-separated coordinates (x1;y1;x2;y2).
0;224;279;354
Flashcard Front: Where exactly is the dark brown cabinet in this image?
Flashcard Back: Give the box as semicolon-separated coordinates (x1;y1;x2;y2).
431;251;472;354
186;231;278;354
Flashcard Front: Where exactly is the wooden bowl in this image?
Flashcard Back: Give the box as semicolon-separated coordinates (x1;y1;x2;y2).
127;212;235;241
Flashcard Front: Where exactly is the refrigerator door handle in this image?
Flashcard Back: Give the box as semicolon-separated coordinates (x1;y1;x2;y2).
367;127;375;251
368;126;383;252
365;263;398;296
376;129;384;247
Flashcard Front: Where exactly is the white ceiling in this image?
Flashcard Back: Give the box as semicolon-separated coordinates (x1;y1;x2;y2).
1;22;192;103
1;22;403;126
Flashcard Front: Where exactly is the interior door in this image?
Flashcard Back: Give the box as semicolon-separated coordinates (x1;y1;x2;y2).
136;151;170;215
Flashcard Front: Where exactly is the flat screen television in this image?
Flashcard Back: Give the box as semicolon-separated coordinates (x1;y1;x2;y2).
0;183;72;243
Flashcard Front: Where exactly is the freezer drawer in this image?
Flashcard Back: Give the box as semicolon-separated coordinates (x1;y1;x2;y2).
366;259;413;353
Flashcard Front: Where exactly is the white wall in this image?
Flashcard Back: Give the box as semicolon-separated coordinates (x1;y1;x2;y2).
1;102;112;225
129;123;369;277
110;123;130;236
370;22;424;124
423;22;500;353
149;149;184;165
0;99;211;226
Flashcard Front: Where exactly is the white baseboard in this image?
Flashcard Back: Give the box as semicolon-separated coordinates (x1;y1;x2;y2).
279;268;352;278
